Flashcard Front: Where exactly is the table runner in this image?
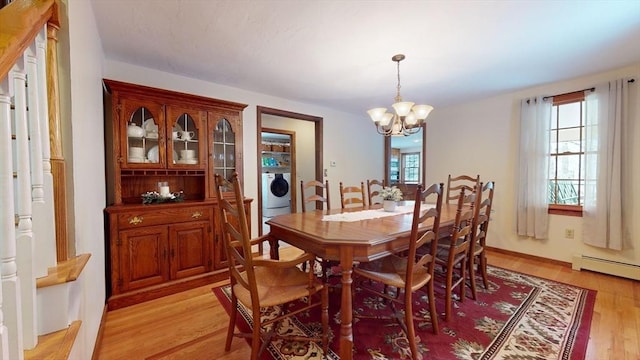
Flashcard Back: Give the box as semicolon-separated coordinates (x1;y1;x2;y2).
322;202;433;222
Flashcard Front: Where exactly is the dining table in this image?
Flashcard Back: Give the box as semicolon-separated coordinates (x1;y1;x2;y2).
265;201;459;360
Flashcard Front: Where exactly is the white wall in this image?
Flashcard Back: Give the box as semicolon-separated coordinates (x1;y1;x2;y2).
426;63;640;266
102;60;385;232
65;0;106;357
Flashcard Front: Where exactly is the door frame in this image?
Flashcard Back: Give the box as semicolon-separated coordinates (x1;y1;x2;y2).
256;106;323;236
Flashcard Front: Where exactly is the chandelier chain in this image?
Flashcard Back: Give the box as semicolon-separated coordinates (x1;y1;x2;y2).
395;58;402;103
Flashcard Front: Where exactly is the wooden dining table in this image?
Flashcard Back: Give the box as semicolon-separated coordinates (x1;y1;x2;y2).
265;202;458;360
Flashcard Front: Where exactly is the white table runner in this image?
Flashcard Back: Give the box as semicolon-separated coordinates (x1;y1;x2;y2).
322;203;433;222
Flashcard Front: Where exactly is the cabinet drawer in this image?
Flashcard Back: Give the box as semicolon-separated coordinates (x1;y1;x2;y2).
118;206;212;229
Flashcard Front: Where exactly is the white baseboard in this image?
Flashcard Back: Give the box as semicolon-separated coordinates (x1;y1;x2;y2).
572;255;640;280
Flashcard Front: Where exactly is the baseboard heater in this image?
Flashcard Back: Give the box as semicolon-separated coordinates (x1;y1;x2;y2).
572;255;640;281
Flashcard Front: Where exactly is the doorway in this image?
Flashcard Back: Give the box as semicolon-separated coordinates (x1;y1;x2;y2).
256;106;323;236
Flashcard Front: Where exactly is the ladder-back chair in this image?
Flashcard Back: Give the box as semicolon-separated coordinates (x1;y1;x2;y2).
215;173;328;359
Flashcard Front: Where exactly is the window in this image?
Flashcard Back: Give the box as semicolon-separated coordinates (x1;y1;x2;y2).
548;91;585;216
401;152;420;184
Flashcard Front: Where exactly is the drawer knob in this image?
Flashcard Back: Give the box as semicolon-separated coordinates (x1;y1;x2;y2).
191;211;203;219
129;216;144;225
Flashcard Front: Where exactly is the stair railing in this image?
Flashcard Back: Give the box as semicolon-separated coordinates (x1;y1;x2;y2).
1;0;61;358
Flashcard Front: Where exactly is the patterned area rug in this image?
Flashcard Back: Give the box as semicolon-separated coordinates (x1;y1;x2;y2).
212;265;596;359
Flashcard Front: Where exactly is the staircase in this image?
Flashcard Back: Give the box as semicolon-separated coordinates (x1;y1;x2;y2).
1;0;88;358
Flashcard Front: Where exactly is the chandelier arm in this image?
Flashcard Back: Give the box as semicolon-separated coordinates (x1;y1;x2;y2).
375;123;393;136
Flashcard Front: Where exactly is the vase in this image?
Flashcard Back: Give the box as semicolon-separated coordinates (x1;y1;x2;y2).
383;200;397;212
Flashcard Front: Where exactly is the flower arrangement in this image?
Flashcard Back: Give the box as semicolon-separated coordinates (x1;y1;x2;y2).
380;186;403;202
141;190;184;204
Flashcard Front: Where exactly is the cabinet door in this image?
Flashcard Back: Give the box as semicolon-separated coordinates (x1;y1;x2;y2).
169;221;212;279
208;110;243;197
119;97;165;169
167;105;207;169
118;226;170;292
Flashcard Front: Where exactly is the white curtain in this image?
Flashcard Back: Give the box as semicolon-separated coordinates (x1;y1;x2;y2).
583;79;633;250
517;96;552;239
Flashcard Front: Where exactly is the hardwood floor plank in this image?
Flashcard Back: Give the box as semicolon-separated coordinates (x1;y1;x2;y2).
97;249;639;360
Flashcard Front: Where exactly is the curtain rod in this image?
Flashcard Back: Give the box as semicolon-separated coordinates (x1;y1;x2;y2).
542;78;635;101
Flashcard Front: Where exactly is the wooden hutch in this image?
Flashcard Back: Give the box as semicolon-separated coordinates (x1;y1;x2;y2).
103;79;249;309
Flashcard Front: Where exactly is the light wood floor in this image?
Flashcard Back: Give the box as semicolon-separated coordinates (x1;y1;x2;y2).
96;248;640;360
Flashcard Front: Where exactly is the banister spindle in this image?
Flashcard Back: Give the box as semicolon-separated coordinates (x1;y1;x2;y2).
0;73;15;360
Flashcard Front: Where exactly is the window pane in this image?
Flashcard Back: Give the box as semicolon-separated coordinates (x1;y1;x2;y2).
555;180;580;205
403;153;420;183
557;128;581;153
558;102;581;128
548;179;557;203
556;154;581;179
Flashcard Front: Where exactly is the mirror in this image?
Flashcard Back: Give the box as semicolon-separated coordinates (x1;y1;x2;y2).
384;124;426;198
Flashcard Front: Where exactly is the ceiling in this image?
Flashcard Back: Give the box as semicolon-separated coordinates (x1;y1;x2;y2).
90;0;640;118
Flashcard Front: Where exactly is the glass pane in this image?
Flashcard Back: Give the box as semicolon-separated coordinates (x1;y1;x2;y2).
213;118;234;143
557;128;581;153
174;113;197;141
173;113;198;164
128;107;157;163
213;144;224;167
556;154;580;179
548;179;557;203
555;180;579;205
225;144;235;169
549;155;557;177
558;102;581;128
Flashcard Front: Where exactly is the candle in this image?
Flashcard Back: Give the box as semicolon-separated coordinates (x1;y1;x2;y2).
158;181;170;197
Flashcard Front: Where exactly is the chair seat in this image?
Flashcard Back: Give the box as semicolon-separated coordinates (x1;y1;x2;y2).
435;238;467;264
355;255;431;291
471;244;484;257
235;266;324;308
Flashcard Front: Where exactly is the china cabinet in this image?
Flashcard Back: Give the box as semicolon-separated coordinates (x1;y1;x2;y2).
103;79;249;309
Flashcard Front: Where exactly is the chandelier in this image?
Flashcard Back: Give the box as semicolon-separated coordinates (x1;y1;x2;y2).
367;54;433;136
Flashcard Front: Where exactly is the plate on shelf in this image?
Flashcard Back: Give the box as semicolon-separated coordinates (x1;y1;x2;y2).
143;118;158;135
147;146;178;163
147;146;159;162
177;159;198;165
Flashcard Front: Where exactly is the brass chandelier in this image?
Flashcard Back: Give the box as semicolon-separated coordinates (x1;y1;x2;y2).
367;54;433;136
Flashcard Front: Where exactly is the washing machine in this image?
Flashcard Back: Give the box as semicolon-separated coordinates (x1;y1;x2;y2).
262;173;291;217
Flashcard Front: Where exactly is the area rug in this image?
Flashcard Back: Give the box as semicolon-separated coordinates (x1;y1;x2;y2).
212;265;596;359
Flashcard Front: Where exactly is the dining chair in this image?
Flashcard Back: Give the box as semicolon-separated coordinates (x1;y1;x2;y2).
353;183;444;359
468;181;495;299
300;179;335;281
215;173;329;360
434;187;475;321
446;174;480;204
300;179;330;212
339;181;366;208
366;179;386;205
